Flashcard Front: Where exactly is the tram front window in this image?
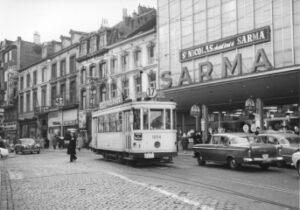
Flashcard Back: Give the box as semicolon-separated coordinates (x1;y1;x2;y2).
133;108;141;130
166;109;171;129
150;109;164;130
143;108;149;130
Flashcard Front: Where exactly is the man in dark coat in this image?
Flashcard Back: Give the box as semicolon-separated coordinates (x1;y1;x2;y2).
67;131;77;162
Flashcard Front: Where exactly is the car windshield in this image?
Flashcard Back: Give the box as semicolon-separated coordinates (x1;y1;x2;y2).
284;136;300;145
230;137;250;146
20;139;35;144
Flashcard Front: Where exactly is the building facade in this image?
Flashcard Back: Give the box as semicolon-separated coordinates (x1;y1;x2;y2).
157;0;300;140
18;30;87;141
0;37;42;141
77;6;157;140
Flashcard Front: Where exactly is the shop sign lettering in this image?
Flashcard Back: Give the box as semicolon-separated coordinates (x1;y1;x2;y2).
180;26;270;62
161;48;272;89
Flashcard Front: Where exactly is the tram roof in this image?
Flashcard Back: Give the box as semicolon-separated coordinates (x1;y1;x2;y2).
92;100;176;117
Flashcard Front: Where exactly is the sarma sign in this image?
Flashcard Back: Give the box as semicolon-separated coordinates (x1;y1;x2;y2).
180;26;270;62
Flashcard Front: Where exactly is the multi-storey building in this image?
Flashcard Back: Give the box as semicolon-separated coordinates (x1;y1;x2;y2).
0;37;42;141
157;0;300;140
77;5;157;140
18;30;87;140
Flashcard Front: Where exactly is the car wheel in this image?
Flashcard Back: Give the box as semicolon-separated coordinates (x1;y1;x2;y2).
297;161;300;176
228;157;240;170
197;154;206;166
260;163;270;170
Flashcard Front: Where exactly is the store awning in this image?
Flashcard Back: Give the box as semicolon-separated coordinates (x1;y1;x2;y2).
160;67;299;111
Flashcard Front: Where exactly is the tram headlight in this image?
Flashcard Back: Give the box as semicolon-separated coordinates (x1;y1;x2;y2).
154;141;160;148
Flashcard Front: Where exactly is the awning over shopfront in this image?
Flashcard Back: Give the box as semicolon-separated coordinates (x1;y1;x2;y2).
161;67;299;111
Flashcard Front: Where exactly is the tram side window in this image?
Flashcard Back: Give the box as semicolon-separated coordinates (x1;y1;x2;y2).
98;116;104;133
143;108;149;130
104;115;109;132
117;112;122;132
133;108;141;130
109;113;117;132
173;109;176;130
150;109;164;130
166;109;171;129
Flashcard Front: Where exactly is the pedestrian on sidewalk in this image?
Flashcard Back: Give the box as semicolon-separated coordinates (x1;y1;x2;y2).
77;132;84;151
67;130;77;162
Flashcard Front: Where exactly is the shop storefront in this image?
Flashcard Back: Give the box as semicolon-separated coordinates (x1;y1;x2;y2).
3;121;17;143
157;0;300;140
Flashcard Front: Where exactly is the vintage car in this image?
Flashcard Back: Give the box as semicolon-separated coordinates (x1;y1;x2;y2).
292;151;300;176
0;147;9;158
15;138;41;154
257;132;300;166
193;133;283;170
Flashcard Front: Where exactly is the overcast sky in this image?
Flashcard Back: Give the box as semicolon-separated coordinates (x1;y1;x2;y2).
0;0;156;43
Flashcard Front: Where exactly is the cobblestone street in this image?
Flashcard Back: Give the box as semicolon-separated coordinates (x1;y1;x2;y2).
0;149;298;210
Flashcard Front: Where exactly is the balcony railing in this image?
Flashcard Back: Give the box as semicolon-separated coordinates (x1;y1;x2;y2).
34;106;50;115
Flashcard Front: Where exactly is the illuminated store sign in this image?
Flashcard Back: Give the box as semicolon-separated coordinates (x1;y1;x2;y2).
180;26;270;62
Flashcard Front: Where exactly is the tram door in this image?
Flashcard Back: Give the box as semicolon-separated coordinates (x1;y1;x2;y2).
124;111;132;151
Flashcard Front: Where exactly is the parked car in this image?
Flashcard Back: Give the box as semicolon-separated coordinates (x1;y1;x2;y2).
0;147;9;158
15;138;41;154
292;151;300;176
193;133;283;170
257;132;300;166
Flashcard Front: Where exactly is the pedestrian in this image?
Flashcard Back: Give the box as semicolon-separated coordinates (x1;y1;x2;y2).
77;133;84;151
67;131;77;162
52;133;58;150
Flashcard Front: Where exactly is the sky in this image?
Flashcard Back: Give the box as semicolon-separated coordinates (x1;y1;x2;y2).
0;0;156;43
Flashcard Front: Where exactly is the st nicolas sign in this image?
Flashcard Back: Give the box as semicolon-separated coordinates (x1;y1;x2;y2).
161;26;272;89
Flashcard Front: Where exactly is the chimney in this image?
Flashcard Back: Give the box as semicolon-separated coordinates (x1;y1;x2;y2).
34;31;40;44
122;8;128;19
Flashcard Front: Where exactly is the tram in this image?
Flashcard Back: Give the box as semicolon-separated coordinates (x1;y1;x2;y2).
90;98;177;163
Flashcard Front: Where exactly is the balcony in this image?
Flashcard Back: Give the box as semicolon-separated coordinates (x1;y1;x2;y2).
34;106;50;115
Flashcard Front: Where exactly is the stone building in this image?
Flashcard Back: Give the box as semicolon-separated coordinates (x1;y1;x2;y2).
77;5;157;140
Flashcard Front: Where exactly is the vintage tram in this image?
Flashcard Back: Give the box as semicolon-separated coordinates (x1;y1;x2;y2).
90;98;177;164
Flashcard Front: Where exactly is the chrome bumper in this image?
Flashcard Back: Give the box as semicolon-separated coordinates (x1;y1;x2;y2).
243;157;283;162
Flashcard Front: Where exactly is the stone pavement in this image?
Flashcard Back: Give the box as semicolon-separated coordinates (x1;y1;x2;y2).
0;150;273;210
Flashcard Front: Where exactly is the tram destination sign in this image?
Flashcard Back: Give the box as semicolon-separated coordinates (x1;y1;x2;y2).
180;26;270;62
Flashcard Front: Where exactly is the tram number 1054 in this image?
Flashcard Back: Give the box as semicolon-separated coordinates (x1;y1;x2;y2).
144;152;155;159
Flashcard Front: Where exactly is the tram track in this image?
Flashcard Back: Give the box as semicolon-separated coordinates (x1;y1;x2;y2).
121;168;299;210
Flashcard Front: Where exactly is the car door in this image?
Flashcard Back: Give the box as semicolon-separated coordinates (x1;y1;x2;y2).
199;136;219;161
215;136;229;163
